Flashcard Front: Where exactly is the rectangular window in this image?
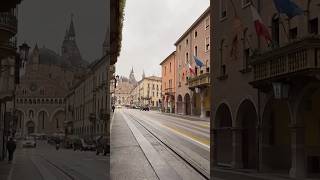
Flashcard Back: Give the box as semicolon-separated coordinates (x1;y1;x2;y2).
243;48;250;69
272;17;280;46
289;27;298;40
194;46;198;57
194;30;198;38
186;52;189;64
309;18;318;35
220;0;227;19
186;39;189;47
205;17;210;30
205;37;210;52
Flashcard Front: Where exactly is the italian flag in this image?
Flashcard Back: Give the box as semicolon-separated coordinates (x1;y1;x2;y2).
250;5;272;43
188;63;195;75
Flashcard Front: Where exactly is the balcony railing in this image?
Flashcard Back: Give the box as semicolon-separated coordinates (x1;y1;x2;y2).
0;38;17;58
187;72;210;89
0;13;17;33
164;88;174;96
250;36;320;87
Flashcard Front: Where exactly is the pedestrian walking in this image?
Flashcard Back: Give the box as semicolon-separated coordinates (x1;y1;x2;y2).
6;138;16;163
112;105;115;112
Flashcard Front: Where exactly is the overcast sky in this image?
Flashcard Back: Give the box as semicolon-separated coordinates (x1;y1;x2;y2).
18;0;106;62
117;0;210;80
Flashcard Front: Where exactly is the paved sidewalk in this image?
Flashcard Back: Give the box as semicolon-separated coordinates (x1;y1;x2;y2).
0;160;12;180
110;111;158;180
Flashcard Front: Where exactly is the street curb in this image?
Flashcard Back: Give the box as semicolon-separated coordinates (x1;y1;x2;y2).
121;111;182;180
128;111;210;179
110;111;116;131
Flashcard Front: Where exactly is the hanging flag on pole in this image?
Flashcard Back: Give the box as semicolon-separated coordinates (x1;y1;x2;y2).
273;0;303;18
188;63;195;75
193;56;204;68
250;5;272;43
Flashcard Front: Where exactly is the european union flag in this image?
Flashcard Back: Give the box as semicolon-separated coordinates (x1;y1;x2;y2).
273;0;303;18
193;56;204;68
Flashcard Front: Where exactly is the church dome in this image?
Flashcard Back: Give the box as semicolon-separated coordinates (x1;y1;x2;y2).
39;48;63;65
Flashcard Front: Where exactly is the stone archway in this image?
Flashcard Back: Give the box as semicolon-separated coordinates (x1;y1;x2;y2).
38;111;49;133
215;103;233;166
26;121;35;135
184;93;191;115
169;95;175;113
51;110;65;134
261;99;291;173
177;95;183;114
236;100;258;169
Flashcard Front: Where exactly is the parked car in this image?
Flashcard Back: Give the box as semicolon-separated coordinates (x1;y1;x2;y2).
142;106;150;111
22;136;36;148
116;105;122;109
73;138;96;151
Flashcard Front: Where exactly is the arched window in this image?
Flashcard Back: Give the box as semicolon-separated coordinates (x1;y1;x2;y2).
242;28;251;70
56;118;59;128
272;14;280;46
29;110;34;119
219;39;227;76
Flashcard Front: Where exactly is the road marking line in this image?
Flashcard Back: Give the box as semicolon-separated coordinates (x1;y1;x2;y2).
130;111;210;150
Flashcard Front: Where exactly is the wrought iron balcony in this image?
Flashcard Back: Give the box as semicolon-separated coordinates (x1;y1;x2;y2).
0;13;17;34
164;88;174;96
0;38;17;58
187;72;210;89
250;36;320;88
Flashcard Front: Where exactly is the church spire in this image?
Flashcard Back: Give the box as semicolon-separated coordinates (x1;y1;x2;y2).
142;70;145;79
68;13;76;39
129;67;137;84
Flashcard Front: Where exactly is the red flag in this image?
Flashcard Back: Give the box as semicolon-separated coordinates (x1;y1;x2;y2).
250;5;271;42
188;63;195;75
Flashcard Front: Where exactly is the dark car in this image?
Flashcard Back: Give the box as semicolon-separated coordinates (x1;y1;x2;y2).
73;138;96;151
142;106;149;111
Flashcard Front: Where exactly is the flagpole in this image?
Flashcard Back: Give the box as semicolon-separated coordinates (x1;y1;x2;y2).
279;14;290;43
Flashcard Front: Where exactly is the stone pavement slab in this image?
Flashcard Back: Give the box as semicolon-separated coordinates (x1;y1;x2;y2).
121;111;182;180
0;161;11;180
110;111;158;180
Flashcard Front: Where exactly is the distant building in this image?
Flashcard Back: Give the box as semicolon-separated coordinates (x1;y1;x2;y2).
130;76;162;108
175;7;211;118
15;16;86;137
160;51;176;113
65;54;108;139
114;69;137;106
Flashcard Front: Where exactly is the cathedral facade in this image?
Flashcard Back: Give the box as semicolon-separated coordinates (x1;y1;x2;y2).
14;16;86;137
114;68;138;106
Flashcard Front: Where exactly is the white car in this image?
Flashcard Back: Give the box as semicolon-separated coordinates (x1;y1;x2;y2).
116;105;122;109
22;136;36;148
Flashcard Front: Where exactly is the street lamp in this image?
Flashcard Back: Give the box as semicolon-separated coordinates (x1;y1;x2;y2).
114;75;119;89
